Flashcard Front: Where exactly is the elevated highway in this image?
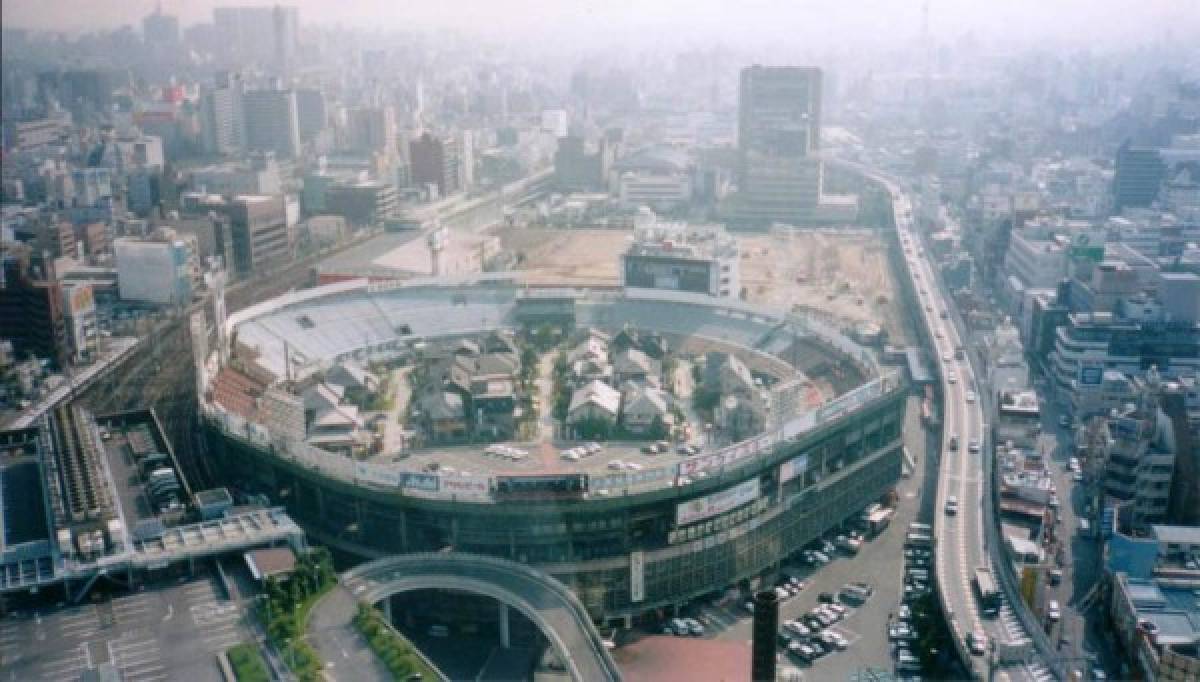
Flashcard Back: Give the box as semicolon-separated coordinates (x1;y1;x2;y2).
310;552;621;682
836;159;1055;681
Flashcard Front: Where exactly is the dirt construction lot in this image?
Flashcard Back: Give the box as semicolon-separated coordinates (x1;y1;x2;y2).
496;227;628;285
496;226;907;342
739;228;908;343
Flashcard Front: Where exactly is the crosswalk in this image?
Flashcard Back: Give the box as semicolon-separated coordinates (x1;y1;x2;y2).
997;601;1030;647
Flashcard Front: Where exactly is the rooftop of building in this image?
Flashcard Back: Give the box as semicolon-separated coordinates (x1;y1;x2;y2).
625;222;737;261
1119;575;1200;646
1151;525;1200;546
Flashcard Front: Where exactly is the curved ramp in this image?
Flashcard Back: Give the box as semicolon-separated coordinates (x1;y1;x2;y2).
313;552;621;682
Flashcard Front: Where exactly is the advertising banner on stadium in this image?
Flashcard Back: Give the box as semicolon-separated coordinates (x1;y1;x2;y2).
440;473;490;501
677;432;781;479
355;462;402;488
779;453;809;483
401;472;441;493
676;479;760;526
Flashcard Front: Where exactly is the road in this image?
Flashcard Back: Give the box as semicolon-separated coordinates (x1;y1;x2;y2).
320;553;621;682
851;162;1054;682
706;395;929;679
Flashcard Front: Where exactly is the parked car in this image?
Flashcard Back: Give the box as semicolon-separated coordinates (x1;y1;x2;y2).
785;620;811;637
818;592;836;604
684;618;705;636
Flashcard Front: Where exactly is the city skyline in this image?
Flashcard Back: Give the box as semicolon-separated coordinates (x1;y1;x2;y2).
4;0;1199;50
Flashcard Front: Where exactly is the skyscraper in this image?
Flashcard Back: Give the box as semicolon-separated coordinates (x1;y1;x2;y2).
202;72;245;155
295;88;327;141
243;88;301;159
730;65;825;227
1113;140;1166;213
409;133;461;198
346;106;397;158
212;6;299;74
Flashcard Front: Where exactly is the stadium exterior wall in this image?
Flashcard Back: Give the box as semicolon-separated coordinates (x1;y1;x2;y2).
204;387;905;621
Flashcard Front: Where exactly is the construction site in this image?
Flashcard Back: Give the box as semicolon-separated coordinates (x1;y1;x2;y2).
495;225;907;343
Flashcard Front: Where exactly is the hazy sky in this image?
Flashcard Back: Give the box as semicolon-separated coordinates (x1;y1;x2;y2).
4;0;1198;50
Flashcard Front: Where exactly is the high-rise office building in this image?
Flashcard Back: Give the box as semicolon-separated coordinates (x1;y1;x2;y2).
409;133;461;198
346;106;397;158
1113;141;1166;213
202;72;245;155
730;65;825;227
212;6;299;73
295;88;327;141
272;5;300;74
243;88;301;159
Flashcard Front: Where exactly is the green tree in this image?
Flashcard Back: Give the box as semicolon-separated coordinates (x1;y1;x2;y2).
647;415;668;440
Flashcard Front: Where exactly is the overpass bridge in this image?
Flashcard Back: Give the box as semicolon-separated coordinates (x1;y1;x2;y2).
309;552;621;682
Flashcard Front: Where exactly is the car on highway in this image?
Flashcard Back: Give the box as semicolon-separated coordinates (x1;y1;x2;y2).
946;370;957;383
968;439;981;454
948;435;959;451
944;496;959;515
967;631;988;655
966;390;977;403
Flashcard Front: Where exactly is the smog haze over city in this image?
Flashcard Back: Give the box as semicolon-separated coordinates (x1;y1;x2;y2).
2;2;1199;682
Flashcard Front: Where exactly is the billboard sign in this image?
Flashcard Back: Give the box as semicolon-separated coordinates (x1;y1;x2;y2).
355;462;402;488
676;479;760;526
440;473;490;501
1069;233;1105;262
401;472;441;493
779;453;809;483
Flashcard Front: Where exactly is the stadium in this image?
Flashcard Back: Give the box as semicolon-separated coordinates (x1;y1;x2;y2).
198;275;907;624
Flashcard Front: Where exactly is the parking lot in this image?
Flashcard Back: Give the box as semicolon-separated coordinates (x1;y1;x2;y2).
1;571;252;682
644;395;929;679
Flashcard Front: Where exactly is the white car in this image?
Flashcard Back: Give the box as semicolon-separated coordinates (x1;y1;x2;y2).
607;460;625;470
1047;600;1061;621
966;391;977;403
944;496;959;515
946;371;957;383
